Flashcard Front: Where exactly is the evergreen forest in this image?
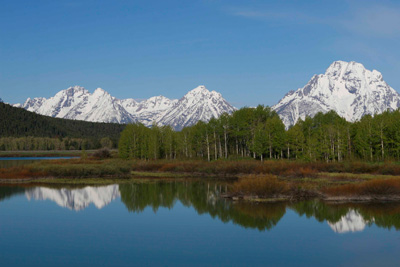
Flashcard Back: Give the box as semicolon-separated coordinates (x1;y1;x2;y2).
0;103;124;150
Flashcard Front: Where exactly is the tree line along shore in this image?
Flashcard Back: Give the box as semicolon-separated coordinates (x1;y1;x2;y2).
119;105;400;162
3;102;400;201
2;158;400;202
2;182;400;231
4;101;400;163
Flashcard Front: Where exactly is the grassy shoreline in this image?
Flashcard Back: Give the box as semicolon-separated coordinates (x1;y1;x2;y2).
0;150;95;157
2;158;400;202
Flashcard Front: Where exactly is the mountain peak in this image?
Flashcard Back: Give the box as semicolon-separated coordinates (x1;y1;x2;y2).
273;61;400;127
93;87;109;97
187;85;210;94
325;61;367;78
157;85;236;130
67;85;87;93
16;85;235;128
147;95;169;101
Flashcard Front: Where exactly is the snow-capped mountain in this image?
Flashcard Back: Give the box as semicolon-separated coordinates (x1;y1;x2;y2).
273;61;400;127
25;185;121;211
132;96;179;126
16;86;135;123
16;85;235;129
156;85;236;130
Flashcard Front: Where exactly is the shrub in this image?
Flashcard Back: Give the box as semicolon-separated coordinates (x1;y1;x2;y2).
231;175;289;197
92;148;111;159
0;167;45;179
323;178;400;196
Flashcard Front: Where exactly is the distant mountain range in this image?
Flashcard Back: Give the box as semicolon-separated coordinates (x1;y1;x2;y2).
272;61;400;127
15;85;236;130
14;61;400;129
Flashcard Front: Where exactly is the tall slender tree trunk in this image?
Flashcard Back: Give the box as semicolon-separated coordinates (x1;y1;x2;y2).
236;137;239;155
218;137;223;158
224;128;228;159
184;134;188;158
337;132;341;162
269;133;272;159
206;132;210;162
214;131;218;160
347;128;351;159
380;127;384;161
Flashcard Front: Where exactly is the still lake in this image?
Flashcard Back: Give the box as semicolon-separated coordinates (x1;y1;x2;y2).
1;180;400;266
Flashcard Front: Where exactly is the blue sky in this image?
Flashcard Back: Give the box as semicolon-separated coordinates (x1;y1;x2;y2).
1;0;400;107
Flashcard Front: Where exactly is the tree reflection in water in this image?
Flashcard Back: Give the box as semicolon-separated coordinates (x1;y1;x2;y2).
119;181;400;232
1;181;400;232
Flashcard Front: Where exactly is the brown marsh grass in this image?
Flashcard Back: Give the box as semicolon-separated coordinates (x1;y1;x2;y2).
323;178;400;196
0;167;45;179
230;175;290;197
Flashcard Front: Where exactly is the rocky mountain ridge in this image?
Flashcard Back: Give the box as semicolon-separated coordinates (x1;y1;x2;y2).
16;85;236;130
272;61;400;127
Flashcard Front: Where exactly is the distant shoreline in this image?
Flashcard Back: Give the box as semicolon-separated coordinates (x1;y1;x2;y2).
0;150;115;158
2;157;400;203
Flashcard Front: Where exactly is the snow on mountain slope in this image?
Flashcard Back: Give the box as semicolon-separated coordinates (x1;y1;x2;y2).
131;96;179;127
15;97;46;110
119;98;138;114
273;61;400;128
33;86;89;118
15;85;235;128
63;87;135;123
19;86;135;123
156;85;237;130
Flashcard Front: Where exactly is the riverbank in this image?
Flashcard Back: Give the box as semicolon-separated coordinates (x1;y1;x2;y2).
0;150;103;158
2;158;400;202
224;174;400;203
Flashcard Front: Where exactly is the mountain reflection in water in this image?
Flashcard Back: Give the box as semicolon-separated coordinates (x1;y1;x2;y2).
328;210;368;233
1;181;400;233
25;185;121;211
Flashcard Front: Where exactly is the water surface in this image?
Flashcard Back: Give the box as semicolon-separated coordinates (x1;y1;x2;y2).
1;181;400;266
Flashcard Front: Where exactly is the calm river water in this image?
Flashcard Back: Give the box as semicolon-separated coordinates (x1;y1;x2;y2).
1;180;400;266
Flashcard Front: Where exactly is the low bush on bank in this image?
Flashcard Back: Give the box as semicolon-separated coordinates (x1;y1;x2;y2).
0;158;131;179
3;157;400;182
31;159;131;178
230;175;290;197
0;167;45;179
129;159;400;177
92;148;112;159
323;178;400;196
130;160;320;177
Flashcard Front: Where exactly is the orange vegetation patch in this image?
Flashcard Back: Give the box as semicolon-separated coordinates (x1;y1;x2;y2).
231;175;290;197
0;167;46;179
323;178;400;196
131;160;321;177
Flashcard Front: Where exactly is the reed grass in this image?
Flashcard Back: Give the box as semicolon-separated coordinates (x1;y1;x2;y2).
323;178;400;196
231;175;290;197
